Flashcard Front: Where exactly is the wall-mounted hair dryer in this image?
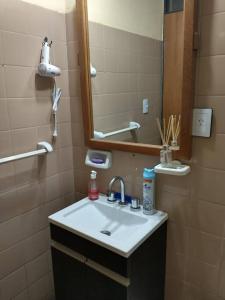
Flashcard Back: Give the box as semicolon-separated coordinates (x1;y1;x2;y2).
38;37;61;77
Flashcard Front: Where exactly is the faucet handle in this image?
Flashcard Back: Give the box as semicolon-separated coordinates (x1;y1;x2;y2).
107;191;117;203
130;198;141;211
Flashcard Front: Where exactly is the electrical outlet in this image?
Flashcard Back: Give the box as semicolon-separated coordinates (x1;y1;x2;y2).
143;98;149;114
192;108;212;137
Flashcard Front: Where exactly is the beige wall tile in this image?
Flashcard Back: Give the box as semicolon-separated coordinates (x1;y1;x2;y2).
2;31;41;67
0;216;23;252
71;122;85;146
70;97;82;123
198;56;225;96
57;146;74;172
60;170;74;195
187;228;222;265
44;174;61;202
0;182;44;223
39;151;59;179
201;0;225;16
34;75;53;98
25;251;51;286
89;22;104;48
0;204;47;252
12;289;29;300
164;277;184;300
90;47;105;72
0;31;2;64
57;122;72;148
5;67;35;98
24;228;50;263
1;0;52;38
218;259;225;298
50;12;67;42
157;191;189;225
45;197;67;217
27;272;53;300
66;9;79;43
0;163;15;192
14;157;39;186
185;258;219;293
67;41;79;70
37;125;53;148
166;222;188;255
166;252;185;280
11;128;38;154
104;49;117;73
0;99;9;130
8;99;41;129
0;66;6;98
194;166;225;205
200;14;225;56
58;97;71;123
0;267;26;300
193;134;225;170
103;25;129;51
187;199;225;237
68;69;80;97
0;240;26;279
53;41;68;70
0;131;13;156
73;146;86;170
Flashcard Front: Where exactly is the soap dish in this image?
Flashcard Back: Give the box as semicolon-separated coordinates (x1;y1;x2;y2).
154;162;190;176
85;149;112;169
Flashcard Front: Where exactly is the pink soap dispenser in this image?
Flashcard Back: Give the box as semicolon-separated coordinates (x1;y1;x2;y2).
88;170;99;200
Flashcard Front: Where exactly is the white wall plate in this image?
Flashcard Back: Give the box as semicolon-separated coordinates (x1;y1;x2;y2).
192;108;213;137
154;163;191;176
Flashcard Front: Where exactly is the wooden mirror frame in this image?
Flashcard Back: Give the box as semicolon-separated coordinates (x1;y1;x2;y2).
78;0;196;159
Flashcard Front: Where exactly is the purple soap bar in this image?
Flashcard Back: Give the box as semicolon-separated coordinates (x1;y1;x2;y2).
91;157;104;164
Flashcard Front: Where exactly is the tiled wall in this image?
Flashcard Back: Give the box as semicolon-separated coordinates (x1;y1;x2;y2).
0;1;75;299
1;0;225;300
89;21;162;144
72;1;225;299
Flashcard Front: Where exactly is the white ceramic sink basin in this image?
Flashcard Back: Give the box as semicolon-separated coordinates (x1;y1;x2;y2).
49;195;168;257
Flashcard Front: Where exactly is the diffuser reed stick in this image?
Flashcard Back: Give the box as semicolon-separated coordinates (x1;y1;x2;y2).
156;118;166;145
156;114;181;147
171;114;181;147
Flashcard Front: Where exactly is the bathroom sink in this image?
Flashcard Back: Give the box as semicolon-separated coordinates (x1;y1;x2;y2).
49;195;168;257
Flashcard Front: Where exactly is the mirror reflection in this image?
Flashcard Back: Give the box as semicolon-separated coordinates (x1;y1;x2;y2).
87;0;164;145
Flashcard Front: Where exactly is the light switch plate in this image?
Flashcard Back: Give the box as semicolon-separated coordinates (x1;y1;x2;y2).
192;108;213;137
143;98;149;114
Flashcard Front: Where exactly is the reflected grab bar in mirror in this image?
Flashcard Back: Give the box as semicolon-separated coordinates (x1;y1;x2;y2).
0;141;53;165
94;122;141;139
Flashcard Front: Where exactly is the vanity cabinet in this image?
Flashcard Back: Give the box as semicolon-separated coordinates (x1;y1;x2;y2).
50;222;167;300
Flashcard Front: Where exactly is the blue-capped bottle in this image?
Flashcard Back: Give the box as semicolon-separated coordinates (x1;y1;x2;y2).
143;168;156;215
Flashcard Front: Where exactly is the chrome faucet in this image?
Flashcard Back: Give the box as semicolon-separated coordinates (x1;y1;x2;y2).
107;176;127;206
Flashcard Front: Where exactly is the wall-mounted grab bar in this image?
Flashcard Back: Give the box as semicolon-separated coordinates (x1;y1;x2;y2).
0;141;53;165
94;122;141;139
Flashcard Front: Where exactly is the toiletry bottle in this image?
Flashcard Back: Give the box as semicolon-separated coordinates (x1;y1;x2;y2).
88;170;99;200
143;168;156;215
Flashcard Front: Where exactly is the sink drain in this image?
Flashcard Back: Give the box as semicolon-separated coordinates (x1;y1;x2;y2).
100;230;111;236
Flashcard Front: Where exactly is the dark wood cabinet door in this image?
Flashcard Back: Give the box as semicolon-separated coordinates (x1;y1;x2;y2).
52;248;86;300
86;266;127;300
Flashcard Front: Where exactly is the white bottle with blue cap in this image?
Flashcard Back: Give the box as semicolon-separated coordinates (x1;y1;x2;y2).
143;168;156;215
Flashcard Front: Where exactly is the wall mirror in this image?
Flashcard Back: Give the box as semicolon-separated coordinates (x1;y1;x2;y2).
78;0;196;159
